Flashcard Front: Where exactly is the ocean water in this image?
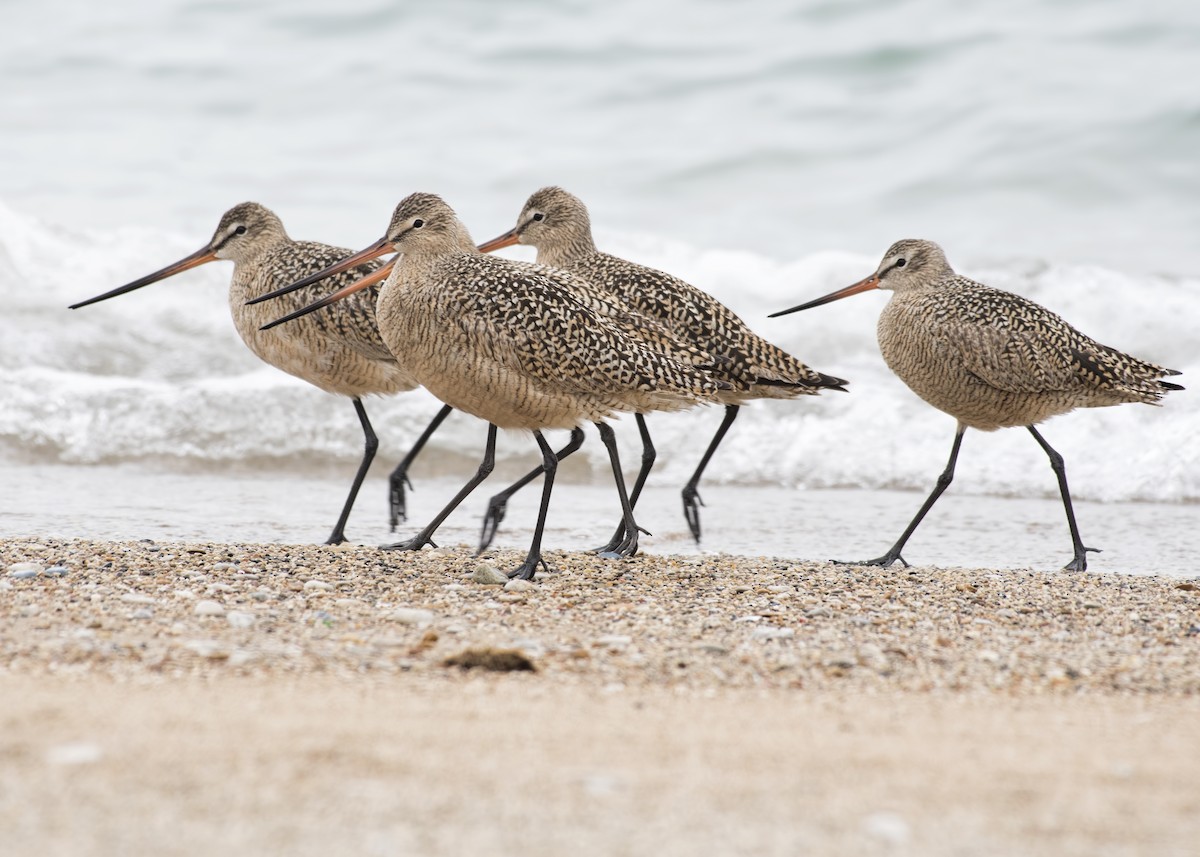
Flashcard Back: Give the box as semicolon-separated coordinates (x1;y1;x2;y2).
1;0;1197;561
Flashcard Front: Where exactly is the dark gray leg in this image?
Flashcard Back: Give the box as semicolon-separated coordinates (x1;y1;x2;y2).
594;421;647;559
1027;425;1099;571
381;424;497;552
508;430;559;581
593;414;655;553
477;427;585;554
388;403;454;530
841;425;967;568
681;404;740;543
325;397;378;546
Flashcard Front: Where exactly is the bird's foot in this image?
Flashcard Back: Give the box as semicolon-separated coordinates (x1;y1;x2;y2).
380;535;437;552
324;532;348;547
1063;546;1101;572
597;534;639;560
477;494;510;554
681;484;705;544
591;521;650;558
507;553;550;581
388;470;414;531
833;552;909;569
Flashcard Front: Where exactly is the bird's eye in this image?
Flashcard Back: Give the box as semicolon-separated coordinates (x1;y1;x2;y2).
235;225;247;235
412;219;424;229
895;258;906;268
532;213;545;222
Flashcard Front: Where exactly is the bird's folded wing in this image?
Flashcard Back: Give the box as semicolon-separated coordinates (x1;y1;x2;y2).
446;268;709;397
936;319;1081;394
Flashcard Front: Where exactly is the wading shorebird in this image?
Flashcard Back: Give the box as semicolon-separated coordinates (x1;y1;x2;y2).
476;186;848;546
259;193;725;579
771;239;1183;570
69;202;454;545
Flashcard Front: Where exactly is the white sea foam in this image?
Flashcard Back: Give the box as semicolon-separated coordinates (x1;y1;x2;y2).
1;202;1195;504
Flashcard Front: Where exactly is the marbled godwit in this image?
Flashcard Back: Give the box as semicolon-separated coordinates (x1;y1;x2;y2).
771;239;1183;570
349;256;593;554
260;193;725;579
477;186;848;546
69;202;453;544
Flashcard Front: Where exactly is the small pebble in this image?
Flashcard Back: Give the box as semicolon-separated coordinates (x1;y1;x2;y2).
751;627;794;640
579;773;624;797
862;811;910;846
472;564;508;585
826;652;857;669
193;600;225;617
184;640;231;660
595;635;632;651
8;563;42;579
226;611;255;629
504;579;536;593
45;742;103;767
509;637;545;656
228;650;257;667
44;565;70;577
391;608;435;626
303;580;334;592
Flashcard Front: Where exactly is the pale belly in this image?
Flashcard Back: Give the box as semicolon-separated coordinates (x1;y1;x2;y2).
230;297;416;399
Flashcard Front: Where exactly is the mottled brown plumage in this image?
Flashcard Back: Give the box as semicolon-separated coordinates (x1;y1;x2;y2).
372;195;722;430
69;202;421;545
212;204;416;396
867;239;1181;430
486;187;847;399
772;238;1183;571
478;186;847;543
263;193;725;577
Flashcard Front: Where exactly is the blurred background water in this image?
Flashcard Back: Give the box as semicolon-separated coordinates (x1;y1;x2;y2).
4;0;1200;270
1;0;1197;559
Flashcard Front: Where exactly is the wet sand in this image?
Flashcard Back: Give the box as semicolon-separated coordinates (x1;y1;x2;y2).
5;461;1199;575
3;536;1199;855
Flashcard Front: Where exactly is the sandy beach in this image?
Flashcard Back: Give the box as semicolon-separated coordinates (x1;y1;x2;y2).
5;2;1199;854
3;536;1198;855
